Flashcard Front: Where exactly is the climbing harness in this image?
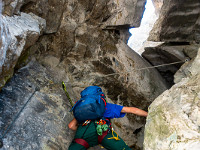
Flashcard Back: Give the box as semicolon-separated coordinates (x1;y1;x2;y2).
103;59;188;77
74;138;90;149
62;81;74;107
0;87;40;149
74;121;92;148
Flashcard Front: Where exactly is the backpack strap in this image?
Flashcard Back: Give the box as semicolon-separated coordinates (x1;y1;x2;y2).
74;138;90;149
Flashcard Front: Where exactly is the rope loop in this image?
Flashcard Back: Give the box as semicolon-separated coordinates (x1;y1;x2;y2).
107;129;120;141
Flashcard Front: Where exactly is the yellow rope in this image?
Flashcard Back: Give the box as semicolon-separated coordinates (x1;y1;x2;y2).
107;129;120;141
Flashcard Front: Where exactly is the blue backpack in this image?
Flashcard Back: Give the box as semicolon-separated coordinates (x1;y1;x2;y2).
72;86;107;123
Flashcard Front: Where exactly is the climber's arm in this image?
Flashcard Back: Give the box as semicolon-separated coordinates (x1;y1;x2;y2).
68;118;78;131
121;107;148;117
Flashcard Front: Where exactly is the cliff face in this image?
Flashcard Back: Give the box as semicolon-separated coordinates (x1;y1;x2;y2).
143;0;200;149
0;0;200;150
149;0;200;43
0;12;45;89
144;49;200;150
0;0;168;149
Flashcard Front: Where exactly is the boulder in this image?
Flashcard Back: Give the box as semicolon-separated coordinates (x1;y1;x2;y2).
144;48;200;150
102;0;146;28
0;12;45;90
3;0;66;33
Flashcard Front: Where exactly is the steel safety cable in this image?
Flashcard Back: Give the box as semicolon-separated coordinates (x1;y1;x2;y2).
103;59;189;77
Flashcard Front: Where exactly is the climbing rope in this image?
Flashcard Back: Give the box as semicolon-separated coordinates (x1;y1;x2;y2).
107;129;120;141
48;59;190;89
0;87;40;148
103;59;188;77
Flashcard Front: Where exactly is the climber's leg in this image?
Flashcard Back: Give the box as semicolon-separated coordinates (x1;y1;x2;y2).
101;131;131;150
68;141;87;150
68;121;99;149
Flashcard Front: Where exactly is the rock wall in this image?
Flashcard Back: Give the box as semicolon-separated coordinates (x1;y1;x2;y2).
0;0;171;149
0;61;76;150
144;49;200;150
2;0;200;149
142;43;200;87
149;0;200;43
143;0;200;149
0;11;45;90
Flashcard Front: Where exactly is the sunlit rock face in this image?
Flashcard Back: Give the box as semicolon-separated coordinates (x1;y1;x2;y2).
149;0;200;42
0;12;45;90
0;0;170;149
144;49;200;150
151;0;163;15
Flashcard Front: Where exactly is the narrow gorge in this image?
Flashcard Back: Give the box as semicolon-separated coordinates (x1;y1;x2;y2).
0;0;199;150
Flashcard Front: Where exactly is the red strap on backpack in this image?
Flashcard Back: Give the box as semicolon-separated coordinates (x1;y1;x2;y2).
98;130;108;144
101;97;107;106
74;138;90;149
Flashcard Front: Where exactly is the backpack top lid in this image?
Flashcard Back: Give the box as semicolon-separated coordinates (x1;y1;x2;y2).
80;86;105;99
72;86;106;123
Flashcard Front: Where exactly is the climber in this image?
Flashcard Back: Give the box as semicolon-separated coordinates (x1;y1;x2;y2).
68;86;148;150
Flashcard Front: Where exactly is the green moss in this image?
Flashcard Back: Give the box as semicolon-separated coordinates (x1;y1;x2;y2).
145;105;172;146
0;70;14;91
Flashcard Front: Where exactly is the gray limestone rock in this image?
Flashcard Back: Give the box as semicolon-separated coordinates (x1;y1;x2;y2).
102;0;146;28
174;47;200;83
144;49;200;150
148;0;200;43
0;61;76;150
3;0;66;33
142;43;199;86
0;12;46;90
